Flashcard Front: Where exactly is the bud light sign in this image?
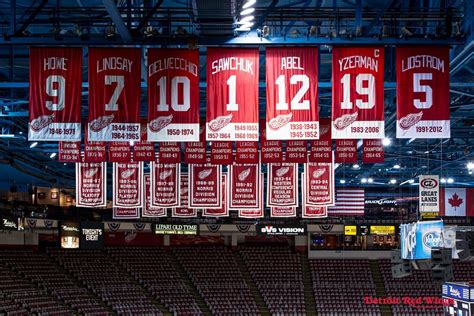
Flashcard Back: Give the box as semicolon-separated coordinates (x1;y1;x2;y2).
400;220;444;260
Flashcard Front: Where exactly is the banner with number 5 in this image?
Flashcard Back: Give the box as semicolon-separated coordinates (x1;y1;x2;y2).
29;47;82;141
206;48;259;142
147;49;200;142
396;47;450;139
332;47;385;139
88;48;141;142
266;47;319;140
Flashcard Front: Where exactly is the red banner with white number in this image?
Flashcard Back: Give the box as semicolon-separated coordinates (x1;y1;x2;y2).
301;175;328;218
29;47;82;141
58;142;81;162
309;118;332;163
189;164;222;208
362;139;384;163
112;161;143;207
147;49;200;142
203;173;228;217
88;48;141;142
332;47;385;139
150;161;180;207
238;174;264;218
108;142;131;162
229;164;260;209
113;207;140;219
235;142;259;164
335;139;357;163
267;163;298;207
172;174;198;218
265;47;319;140
206;48;259;141
76;161;107;207
142;174;166;217
270;206;296;218
396;46;450;138
304;162;335;206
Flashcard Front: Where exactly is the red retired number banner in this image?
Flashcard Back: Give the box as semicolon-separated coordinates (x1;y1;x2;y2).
396;46;450;138
267;163;298;207
266;47;319;140
238;174;264;218
206;48;259;141
150;161;180;207
304;162;335;206
189;164;222;208
88;48;141;142
29;47;82;141
147;49;200;141
332;47;385;139
58;142;81;162
142;174;166;217
301;175;328;218
230;164;260;209
362;139;384;163
309;118;332;163
172;174;197;218
203;173;228;217
112;162;143;207
113;208;139;219
271;206;296;218
76;161;107;207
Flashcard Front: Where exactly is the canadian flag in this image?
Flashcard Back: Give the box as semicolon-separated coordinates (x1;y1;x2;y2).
440;188;474;217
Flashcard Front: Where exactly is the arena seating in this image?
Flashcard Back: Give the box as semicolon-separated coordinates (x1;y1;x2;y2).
48;248;163;315
379;259;443;316
107;247;203;315
0;249;107;315
239;245;306;315
174;245;260;315
309;259;381;316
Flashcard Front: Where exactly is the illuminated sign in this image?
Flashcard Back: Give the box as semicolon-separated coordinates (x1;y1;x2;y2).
370;225;395;235
344;225;357;236
154;224;198;235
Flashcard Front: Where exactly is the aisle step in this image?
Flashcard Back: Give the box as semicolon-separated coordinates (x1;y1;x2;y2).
370;260;393;316
301;256;318;316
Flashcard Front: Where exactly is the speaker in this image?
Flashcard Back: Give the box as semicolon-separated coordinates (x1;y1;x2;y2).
391;250;403;264
456;231;474;261
411;260;432;270
431;248;452;265
391;262;412;278
432;264;453;282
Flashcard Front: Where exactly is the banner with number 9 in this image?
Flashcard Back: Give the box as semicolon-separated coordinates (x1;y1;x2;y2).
331;47;385;139
88;48;141;142
29;47;82;141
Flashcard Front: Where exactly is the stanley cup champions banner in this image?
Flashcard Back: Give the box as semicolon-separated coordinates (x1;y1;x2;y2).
88;48;141;141
265;47;319;140
76;161;107;207
147;49;200;142
206;48;259;141
29;47;82;141
112;161;143;208
396;47;450;138
332;47;385;139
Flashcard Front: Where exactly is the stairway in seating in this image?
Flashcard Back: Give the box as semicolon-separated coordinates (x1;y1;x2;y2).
234;251;270;316
301;256;318;316
369;260;393;316
107;251;172;316
169;251;212;316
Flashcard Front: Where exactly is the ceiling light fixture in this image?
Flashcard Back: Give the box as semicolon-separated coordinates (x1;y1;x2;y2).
382;138;391;146
240;7;255;16
447;178;454;184
393;164;401;169
352;164;360;169
340;179;346;184
30;142;38;148
50;153;57;159
368;178;373;183
242;0;256;9
390;179;397;184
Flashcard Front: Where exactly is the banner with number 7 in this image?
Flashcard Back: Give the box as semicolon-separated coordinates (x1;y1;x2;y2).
396;46;450;139
206;48;259;142
88;48;141;142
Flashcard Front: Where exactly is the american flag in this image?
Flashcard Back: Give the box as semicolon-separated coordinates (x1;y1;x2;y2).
328;189;365;216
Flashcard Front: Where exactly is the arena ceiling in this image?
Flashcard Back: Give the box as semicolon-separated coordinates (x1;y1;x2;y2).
0;0;472;190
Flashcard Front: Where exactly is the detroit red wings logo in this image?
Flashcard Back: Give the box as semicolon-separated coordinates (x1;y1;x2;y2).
399;112;423;130
312;168;326;178
268;113;292;131
90;114;114;132
208;114;233;132
238;168;251;181
120;168;136;179
159;169;173;180
275;166;290;177
320;125;330;136
334;112;358;130
30;114;55;132
198;168;213;180
149;115;173;132
84;167;99;178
